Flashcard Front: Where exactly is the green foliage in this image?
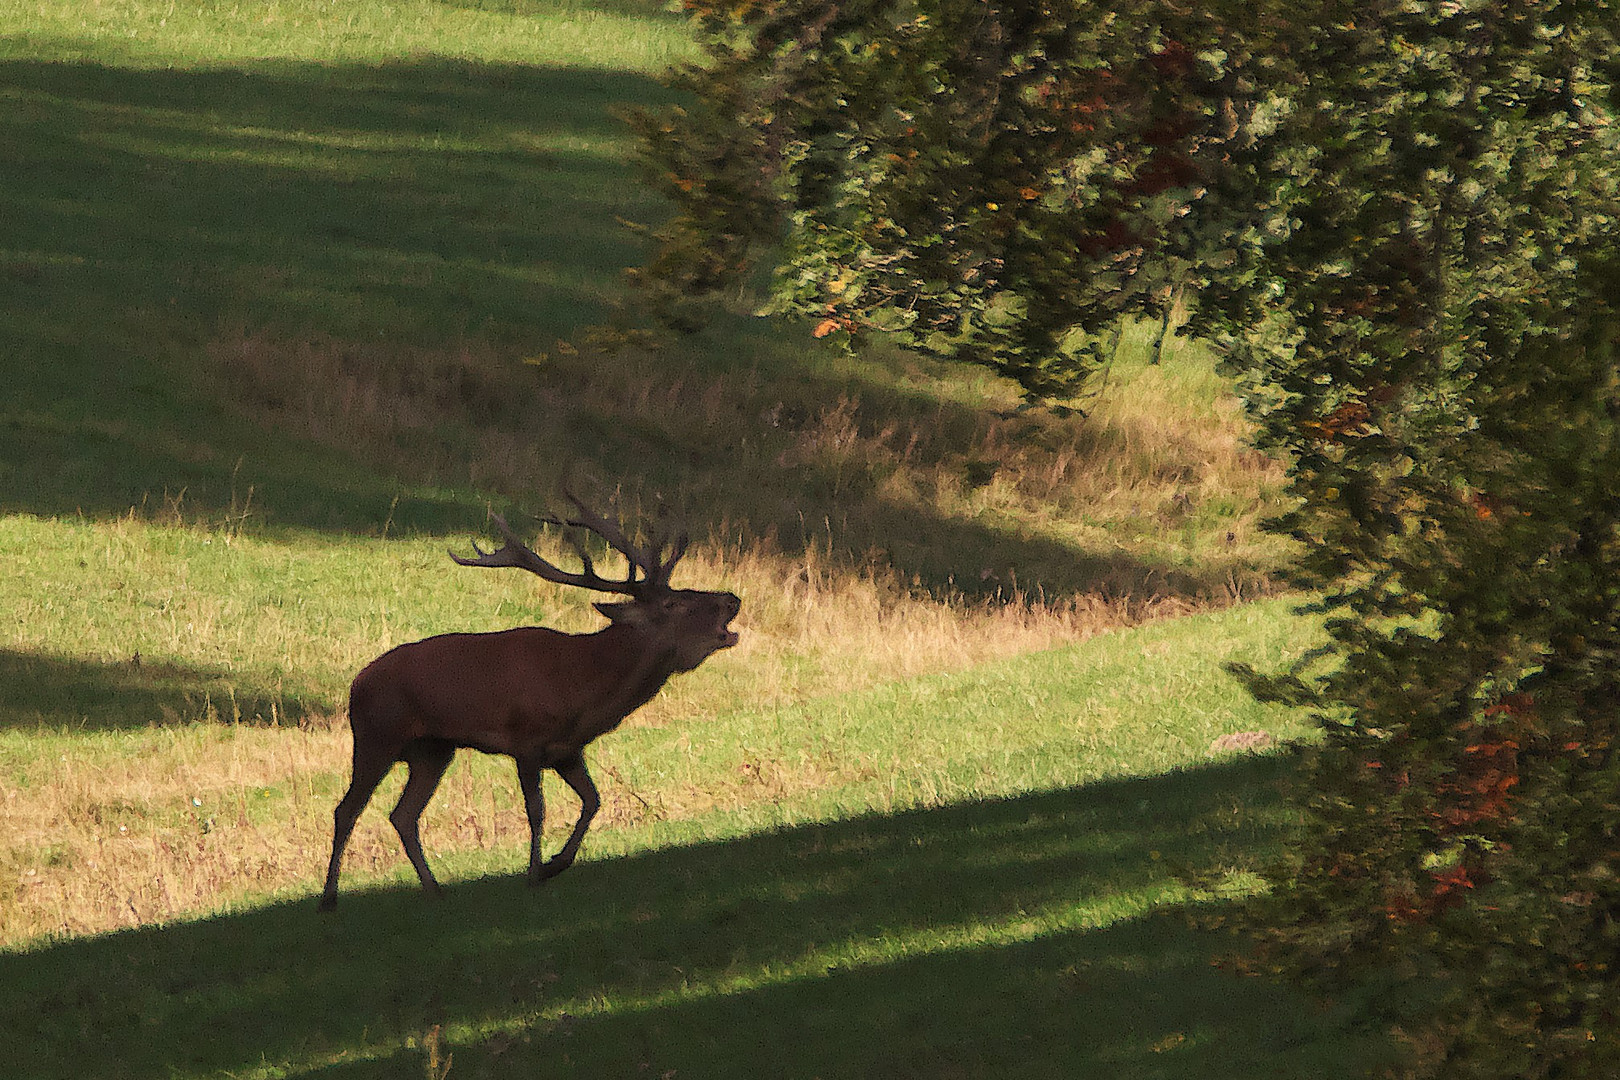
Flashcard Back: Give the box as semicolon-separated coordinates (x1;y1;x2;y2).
641;0;1620;1072
634;0;1273;400
1220;4;1620;1075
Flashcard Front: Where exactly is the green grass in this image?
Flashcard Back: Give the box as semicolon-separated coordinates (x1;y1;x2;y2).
0;514;545;729
1;0;689;530
7;0;695;70
5;603;1396;1079
0;583;1319;927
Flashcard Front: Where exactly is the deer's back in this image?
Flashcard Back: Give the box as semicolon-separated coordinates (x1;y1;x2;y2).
348;626;651;758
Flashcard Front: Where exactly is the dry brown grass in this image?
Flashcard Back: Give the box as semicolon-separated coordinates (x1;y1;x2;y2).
209;324;1288;602
2;720;625;941
3;724;338;938
2;719;859;942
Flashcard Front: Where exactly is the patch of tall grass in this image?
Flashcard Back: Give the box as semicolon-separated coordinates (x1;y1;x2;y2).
214;324;1290;601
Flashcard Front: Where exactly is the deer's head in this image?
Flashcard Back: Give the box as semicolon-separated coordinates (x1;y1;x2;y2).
592;589;741;671
451;490;740;670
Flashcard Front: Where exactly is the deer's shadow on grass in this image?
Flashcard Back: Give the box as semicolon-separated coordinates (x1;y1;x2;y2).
0;648;326;731
4;754;1396;1080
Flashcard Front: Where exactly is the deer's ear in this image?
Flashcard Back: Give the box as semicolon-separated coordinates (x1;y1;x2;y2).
594;601;650;627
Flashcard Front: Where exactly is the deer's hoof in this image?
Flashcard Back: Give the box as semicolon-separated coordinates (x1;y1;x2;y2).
317;894;338;913
530;860;572;886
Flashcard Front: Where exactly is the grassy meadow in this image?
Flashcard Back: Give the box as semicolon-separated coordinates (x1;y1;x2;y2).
1;0;1395;1075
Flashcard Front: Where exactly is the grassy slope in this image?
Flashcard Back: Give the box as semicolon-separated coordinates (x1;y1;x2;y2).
5;602;1397;1079
0;0;1389;1074
7;767;1388;1080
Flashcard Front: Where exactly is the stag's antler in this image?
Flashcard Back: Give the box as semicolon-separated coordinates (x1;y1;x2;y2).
450;489;690;595
540;488;690;589
449;512;639;594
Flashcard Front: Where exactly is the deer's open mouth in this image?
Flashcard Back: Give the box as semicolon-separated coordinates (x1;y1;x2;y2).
716;596;741;648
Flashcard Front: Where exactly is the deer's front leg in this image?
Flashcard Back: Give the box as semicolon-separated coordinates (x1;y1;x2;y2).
515;754;547;886
539;753;599;881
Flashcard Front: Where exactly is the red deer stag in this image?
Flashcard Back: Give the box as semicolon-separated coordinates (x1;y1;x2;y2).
318;495;740;910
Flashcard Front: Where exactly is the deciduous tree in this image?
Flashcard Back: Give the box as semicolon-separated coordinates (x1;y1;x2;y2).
635;2;1620;1072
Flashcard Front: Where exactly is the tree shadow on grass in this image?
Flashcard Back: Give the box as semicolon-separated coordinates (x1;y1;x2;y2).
4;753;1397;1079
0;648;327;731
1;46;1275;608
510;329;1276;604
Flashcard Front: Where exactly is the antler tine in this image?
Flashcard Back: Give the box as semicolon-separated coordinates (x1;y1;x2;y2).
650;523;691;588
664;536;692;589
557;485;665;584
560;526;640;593
449;513;640;595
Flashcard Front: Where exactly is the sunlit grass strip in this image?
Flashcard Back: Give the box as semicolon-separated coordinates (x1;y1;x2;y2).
468;883;1191;1034
1;0;697;72
0;510;1172;730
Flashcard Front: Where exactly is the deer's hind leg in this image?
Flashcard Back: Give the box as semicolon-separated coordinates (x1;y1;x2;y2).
319;734;397;912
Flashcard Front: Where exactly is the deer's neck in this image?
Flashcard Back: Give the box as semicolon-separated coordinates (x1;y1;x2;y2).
581;624;680;730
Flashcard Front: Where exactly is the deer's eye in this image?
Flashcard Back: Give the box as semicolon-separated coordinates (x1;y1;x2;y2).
661;597;681;612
